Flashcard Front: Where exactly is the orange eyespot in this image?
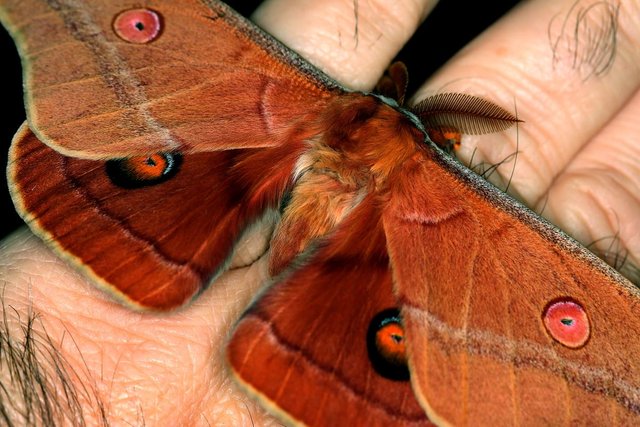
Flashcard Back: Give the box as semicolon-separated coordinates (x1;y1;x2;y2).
113;9;162;44
367;309;409;381
543;299;590;348
375;322;407;364
106;153;182;189
127;154;170;180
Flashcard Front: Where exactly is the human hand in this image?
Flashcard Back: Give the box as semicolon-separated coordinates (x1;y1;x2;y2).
416;0;640;279
0;0;638;425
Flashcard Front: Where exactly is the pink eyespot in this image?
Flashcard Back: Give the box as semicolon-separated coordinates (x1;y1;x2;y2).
113;9;162;44
543;299;590;348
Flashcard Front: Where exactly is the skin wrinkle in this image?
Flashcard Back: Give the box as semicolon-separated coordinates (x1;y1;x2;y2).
460;9;636;274
1;0;639;424
428;76;553;202
424;0;638;205
581;185;627;247
547;85;640;269
496;82;566;201
0;232;280;421
550;169;639;272
255;0;434;90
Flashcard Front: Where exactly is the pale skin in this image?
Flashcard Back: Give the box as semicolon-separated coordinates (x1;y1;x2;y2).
0;0;639;424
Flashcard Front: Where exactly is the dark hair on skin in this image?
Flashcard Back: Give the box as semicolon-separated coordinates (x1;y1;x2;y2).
0;295;109;426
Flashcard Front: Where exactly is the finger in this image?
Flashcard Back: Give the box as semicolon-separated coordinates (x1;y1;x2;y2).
414;0;640;204
545;87;640;278
412;0;640;277
253;0;437;89
0;229;277;425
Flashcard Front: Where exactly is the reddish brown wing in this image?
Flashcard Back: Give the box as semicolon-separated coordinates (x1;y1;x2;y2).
0;0;342;158
9;124;304;309
383;149;640;425
227;196;433;426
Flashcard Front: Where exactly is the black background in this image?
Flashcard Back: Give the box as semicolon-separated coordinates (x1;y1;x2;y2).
0;0;520;239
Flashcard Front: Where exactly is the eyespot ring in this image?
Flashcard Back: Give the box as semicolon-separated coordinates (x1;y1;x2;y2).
543;298;590;349
367;308;409;381
113;8;162;44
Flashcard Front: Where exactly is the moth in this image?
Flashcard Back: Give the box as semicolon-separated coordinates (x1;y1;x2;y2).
1;0;639;425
